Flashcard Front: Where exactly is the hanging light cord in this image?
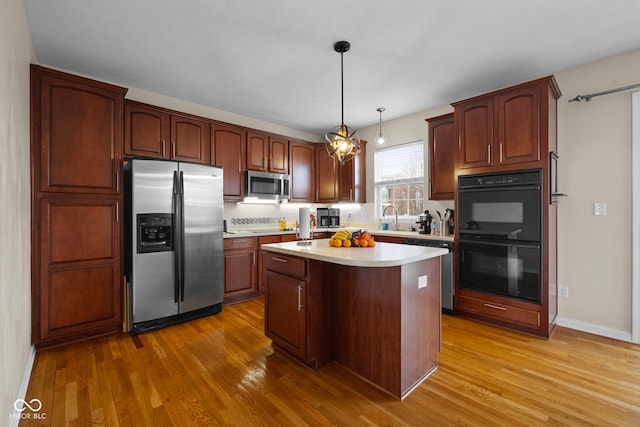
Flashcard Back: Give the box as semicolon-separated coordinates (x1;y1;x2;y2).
340;49;345;126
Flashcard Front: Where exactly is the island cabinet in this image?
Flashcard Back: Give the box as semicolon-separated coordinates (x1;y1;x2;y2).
211;122;245;201
257;234;298;292
246;131;288;174
452;76;561;173
262;241;445;399
426;113;455;200
124;100;210;164
288;140;315;202
223;237;258;303
30;65;127;349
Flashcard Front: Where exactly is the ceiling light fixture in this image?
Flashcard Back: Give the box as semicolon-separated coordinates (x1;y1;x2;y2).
325;40;361;164
375;107;389;145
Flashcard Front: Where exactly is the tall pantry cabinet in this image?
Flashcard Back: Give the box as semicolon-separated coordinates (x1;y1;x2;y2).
30;65;127;349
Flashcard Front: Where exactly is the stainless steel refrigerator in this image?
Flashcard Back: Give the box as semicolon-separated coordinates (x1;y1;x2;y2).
124;159;224;334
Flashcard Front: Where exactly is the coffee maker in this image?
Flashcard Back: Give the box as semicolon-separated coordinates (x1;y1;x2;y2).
417;210;434;234
317;208;341;228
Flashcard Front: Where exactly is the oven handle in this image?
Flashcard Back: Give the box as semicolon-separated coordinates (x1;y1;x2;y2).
458;184;540;193
459;239;540;249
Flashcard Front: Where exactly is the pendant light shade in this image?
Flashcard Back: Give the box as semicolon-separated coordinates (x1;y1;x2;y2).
375;107;389;145
325;41;360;164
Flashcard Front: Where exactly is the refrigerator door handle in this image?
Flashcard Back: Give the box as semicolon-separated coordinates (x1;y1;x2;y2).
179;171;186;302
173;170;180;303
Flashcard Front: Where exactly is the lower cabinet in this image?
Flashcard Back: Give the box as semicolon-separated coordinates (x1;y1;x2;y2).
372;235;404;244
33;197;122;349
223;237;258;303
264;266;307;360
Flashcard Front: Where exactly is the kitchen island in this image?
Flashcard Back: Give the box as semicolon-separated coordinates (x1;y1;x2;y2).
261;239;447;399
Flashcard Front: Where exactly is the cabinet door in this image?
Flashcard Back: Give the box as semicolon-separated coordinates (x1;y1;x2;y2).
269;136;289;174
315;144;339;203
212;123;245;201
124;102;170;159
427;114;455;200
223;248;257;298
265;270;306;360
36;71;124;194
457;98;494;170
171;115;209;163
339;141;366;203
497;85;540;165
246;130;269;171
289;140;315;202
258;235;282;291
36;197;122;344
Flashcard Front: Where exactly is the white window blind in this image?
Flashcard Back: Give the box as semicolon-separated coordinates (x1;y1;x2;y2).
374;141;424;217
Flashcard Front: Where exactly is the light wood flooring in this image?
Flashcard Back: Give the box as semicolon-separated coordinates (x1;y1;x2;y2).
21;298;640;426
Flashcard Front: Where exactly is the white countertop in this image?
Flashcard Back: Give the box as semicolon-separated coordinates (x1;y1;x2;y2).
225;227;454;242
261;239;448;267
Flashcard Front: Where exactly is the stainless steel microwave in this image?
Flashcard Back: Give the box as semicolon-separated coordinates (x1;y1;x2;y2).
245;170;290;201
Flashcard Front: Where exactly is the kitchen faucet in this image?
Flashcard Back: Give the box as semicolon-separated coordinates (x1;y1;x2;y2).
382;205;399;231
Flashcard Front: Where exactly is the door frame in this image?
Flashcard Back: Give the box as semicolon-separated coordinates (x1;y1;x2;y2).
631;92;640;343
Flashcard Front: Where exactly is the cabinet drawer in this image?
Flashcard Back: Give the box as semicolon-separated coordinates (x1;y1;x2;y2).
263;252;307;278
458;295;540;328
224;237;258;250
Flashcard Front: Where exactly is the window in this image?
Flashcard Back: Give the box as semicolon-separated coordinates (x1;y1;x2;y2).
374;141;424;218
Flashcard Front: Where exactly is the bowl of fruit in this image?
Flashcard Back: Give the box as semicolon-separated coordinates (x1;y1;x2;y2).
328;230;375;248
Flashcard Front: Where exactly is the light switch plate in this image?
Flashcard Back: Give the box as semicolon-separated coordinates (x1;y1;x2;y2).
593;202;607;216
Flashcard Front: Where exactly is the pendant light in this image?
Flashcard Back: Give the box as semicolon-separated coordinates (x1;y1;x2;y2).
325;40;361;164
375;107;389;145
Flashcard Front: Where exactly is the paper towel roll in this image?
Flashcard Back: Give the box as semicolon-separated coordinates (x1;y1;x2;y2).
299;207;310;239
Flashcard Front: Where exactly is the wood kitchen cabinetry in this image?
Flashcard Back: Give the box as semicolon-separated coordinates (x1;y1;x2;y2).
264;252;309;360
453;76;560;173
452;75;561;338
426;114;455;200
211;122;245;201
223;237;259;303
339;140;367;203
30;65;127;349
124;100;210;164
314;143;339;203
288;140;315;202
246;131;288;174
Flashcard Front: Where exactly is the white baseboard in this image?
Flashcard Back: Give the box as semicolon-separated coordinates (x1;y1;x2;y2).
8;345;36;427
556;317;633;343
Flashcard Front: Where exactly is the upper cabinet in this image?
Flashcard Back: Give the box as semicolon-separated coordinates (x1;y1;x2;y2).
426;114;455;200
32;65;126;195
453;76;561;173
288;140;315;202
315;144;339;203
211;122;245;201
124;101;209;164
246;130;288;174
339;140;367;203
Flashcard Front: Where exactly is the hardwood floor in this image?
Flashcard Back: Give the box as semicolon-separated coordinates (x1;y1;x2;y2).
21;298;640;426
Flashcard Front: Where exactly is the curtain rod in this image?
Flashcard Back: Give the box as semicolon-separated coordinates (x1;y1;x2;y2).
568;83;640;102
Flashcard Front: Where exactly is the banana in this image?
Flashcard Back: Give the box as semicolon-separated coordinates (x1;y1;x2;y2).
331;230;351;240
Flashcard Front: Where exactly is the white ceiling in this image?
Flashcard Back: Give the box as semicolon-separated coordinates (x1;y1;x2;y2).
23;0;640;136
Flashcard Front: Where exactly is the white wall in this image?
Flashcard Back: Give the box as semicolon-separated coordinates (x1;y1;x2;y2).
358;49;640;339
554;48;640;338
1;0;36;424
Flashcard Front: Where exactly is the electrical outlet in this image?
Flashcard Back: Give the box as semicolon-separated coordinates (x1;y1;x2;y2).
418;275;427;289
559;285;569;299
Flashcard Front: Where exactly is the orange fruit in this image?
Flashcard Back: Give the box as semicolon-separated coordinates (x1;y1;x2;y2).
361;232;370;241
343;239;352;247
367;239;375;247
359;239;368;247
328;238;334;247
353;238;360;247
334;239;343;247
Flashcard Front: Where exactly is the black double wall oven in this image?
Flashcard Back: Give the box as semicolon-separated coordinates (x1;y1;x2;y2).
457;169;543;304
